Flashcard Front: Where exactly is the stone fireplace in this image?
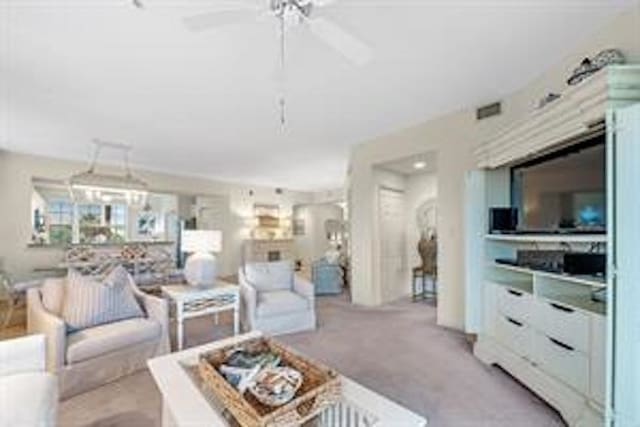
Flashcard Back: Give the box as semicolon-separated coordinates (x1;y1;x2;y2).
267;250;281;262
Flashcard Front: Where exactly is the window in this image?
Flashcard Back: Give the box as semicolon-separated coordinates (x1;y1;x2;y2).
78;204;102;226
78;204;103;243
107;205;127;242
31;181;178;246
47;200;73;245
77;204;128;243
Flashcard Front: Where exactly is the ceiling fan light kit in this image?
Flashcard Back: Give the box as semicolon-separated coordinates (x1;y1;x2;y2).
271;0;313;19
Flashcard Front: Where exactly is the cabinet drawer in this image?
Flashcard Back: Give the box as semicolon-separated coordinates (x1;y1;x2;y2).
496;286;532;323
496;313;533;359
535;332;589;394
535;299;589;353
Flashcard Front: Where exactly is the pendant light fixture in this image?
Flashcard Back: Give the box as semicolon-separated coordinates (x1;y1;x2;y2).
69;139;148;207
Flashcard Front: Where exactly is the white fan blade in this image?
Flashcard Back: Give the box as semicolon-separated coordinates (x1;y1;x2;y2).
183;3;262;33
306;16;372;66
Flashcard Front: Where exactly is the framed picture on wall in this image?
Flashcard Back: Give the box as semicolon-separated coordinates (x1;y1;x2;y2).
137;211;157;235
293;218;305;236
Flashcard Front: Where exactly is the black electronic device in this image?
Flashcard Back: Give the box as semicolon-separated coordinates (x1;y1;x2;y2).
495;258;518;267
517;250;565;273
563;252;606;276
489;207;518;234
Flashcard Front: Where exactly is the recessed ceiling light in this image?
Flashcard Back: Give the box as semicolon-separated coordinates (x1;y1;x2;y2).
413;161;427;170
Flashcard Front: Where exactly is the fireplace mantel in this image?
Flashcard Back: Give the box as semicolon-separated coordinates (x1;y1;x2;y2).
243;239;294;264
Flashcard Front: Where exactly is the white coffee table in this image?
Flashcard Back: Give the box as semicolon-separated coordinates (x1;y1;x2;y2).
148;332;427;427
162;282;240;351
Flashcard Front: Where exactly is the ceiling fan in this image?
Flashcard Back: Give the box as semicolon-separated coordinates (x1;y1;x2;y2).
187;0;374;125
182;0;373;67
133;0;372;125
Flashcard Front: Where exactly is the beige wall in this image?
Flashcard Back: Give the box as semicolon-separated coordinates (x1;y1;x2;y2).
349;112;484;322
348;6;640;329
0;150;313;279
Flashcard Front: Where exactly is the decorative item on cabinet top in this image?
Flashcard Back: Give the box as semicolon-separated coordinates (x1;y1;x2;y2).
537;93;562;109
567;49;625;86
474;66;640;169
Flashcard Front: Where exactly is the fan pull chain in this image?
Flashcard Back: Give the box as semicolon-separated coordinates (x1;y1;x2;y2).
278;9;286;127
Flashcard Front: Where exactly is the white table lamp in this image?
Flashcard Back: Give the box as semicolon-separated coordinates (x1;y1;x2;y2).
181;230;222;287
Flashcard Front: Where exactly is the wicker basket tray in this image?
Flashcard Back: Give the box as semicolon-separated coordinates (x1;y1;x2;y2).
198;337;342;427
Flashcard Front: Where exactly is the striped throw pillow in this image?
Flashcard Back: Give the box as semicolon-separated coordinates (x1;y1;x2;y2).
62;266;144;331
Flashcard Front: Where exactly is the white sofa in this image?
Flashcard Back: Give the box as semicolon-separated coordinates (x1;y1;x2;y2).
0;334;58;427
27;277;170;398
239;261;316;336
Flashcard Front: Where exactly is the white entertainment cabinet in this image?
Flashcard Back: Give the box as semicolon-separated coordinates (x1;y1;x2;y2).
465;66;640;427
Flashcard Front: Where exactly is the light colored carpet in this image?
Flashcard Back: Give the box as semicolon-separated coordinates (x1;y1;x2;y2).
58;296;565;427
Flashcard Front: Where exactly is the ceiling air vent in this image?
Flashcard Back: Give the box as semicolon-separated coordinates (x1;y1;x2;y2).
476;102;502;120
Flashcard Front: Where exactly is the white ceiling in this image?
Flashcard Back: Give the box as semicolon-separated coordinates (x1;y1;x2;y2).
0;0;632;190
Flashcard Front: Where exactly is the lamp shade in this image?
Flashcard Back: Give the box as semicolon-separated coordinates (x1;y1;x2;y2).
181;230;222;253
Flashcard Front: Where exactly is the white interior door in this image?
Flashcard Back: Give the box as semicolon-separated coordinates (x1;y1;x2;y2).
378;187;407;302
612;104;640;427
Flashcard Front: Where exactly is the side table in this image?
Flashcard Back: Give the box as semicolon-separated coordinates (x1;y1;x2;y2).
162;282;240;351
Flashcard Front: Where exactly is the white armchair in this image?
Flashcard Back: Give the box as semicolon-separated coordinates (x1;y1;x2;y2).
239;261;316;336
0;334;58;427
27;277;170;398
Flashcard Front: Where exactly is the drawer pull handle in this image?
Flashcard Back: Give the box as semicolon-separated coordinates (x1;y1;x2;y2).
549;337;575;352
507;289;523;297
506;317;523;327
550;302;574;313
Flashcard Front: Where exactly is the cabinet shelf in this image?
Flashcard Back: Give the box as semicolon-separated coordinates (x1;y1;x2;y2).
489;279;533;294
485;234;607;244
491;263;606;288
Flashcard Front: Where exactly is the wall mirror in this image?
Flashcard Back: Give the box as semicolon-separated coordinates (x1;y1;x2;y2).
416;198;437;236
30;178;180;246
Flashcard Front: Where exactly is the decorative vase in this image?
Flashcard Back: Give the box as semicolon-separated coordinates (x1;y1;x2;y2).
417;232;429;268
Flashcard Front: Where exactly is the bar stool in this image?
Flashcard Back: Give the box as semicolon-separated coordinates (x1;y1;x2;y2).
412;234;437;302
412;267;437;301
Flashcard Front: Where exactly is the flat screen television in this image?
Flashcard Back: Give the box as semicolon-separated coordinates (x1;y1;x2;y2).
511;134;606;233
